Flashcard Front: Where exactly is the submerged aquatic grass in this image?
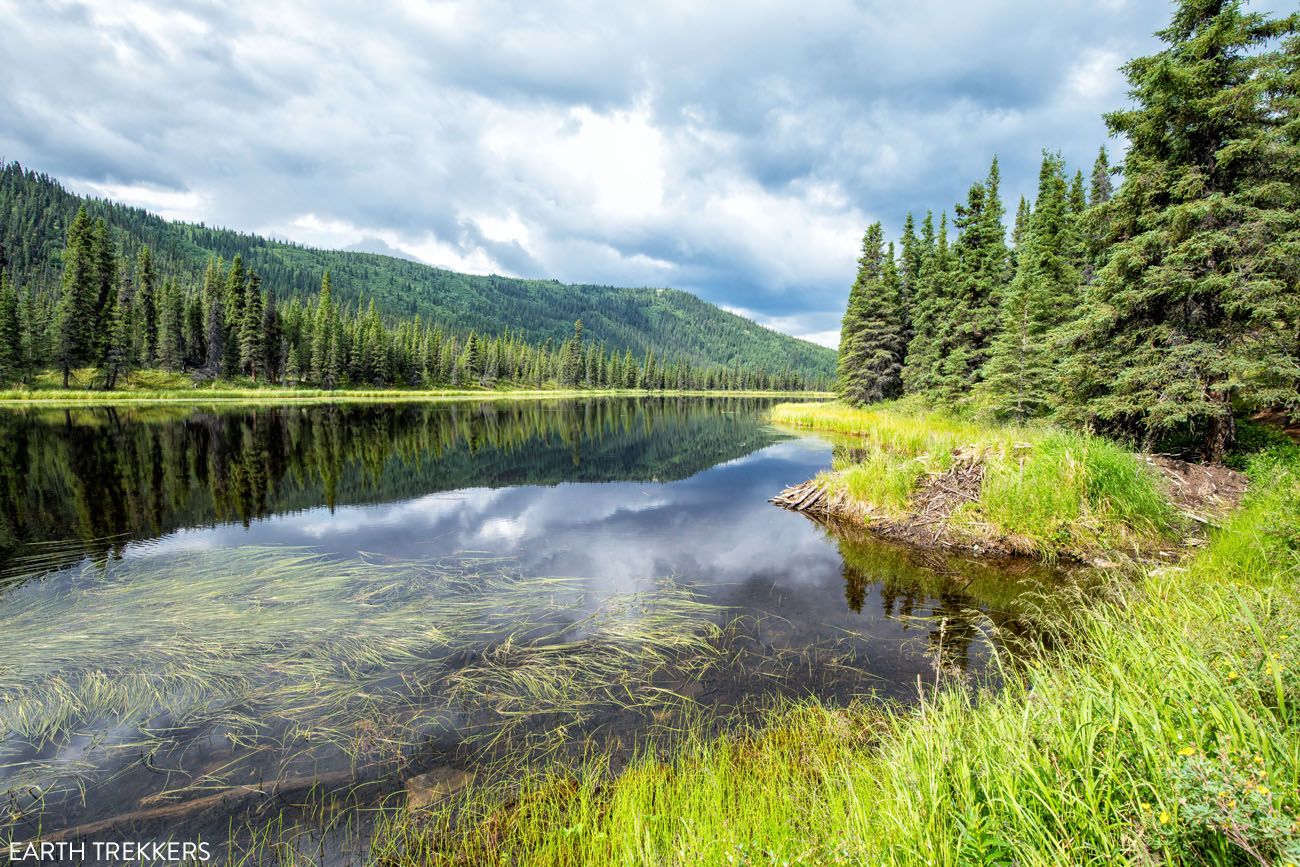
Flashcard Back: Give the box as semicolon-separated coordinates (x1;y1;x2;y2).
374;451;1300;866
0;548;726;830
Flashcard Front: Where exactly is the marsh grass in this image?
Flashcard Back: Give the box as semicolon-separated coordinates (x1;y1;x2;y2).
773;401;1179;558
366;451;1300;866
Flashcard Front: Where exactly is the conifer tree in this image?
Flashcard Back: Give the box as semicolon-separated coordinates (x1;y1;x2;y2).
156;278;185;372
561;320;584;386
982;152;1078;420
1089;146;1112;206
53;206;96;387
223;256;246;374
938;157;1009;396
901;212;951;393
103;273;137;390
89;219;117;367
135;245;157;364
0;273;21;383
239;272;264;380
897;213;920;345
261;290;281;383
310;272;333;385
1060;0;1300;458
202;259;224;374
837;224;905;403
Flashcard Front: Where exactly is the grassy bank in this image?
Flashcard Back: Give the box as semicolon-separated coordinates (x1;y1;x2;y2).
769;400;1185;560
373;450;1300;865
0;370;830;406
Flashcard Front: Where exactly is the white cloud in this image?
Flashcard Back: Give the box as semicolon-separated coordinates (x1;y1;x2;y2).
0;0;1169;335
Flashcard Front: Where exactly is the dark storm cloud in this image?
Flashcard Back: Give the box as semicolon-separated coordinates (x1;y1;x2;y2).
0;0;1177;346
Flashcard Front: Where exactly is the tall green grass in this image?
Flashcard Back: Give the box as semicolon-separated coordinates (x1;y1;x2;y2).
773;401;1180;559
380;451;1300;866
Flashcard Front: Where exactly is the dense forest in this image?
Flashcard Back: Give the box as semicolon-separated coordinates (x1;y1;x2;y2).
0;165;836;390
836;0;1300;460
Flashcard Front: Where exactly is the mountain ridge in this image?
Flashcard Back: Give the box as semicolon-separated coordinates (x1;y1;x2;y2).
0;162;835;378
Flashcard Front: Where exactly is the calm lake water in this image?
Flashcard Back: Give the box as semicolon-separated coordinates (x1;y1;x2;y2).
0;397;1058;860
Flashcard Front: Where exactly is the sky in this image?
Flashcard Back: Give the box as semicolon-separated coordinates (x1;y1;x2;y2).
0;1;1183;348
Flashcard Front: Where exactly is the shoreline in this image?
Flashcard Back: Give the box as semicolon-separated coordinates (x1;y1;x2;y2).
0;386;835;408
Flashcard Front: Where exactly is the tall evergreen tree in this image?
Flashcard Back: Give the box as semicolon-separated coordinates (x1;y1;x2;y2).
0;273;21;383
53;206;96;387
901;212;950;393
1060;0;1300;459
156;278;185;372
103;273;137;390
135;245;157;364
311;272;333;385
239;271;265;380
1089;146;1113;206
223;256;247;375
938;157;1009;396
89;219;117;367
981;152;1079;420
837;225;906;403
261;289;281;383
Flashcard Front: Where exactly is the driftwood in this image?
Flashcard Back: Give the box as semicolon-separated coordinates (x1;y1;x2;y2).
13;769;358;844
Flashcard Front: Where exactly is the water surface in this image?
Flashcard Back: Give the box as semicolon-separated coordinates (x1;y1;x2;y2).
0;398;1059;859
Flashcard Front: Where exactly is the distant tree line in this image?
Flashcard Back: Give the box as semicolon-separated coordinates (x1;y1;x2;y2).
0;209;823;393
836;0;1300;459
0;164;837;385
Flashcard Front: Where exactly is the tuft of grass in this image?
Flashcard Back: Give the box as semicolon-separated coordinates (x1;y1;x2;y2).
377;452;1300;866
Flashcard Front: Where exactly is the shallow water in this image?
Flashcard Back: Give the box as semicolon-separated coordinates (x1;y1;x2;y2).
0;397;1060;861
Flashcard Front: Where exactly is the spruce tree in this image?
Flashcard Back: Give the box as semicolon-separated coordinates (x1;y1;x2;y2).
202;259;224;374
0;274;21;383
239;272;264;380
837;224;905;403
53;206;96;387
901;212;952;393
981;152;1078;420
1089;146;1112;206
156;279;185;372
261;290;281;383
311;272;333;385
1060;0;1300;458
135;245;157;364
938;157;1009;397
89;219;118;367
223;256;246;375
103;273;137;390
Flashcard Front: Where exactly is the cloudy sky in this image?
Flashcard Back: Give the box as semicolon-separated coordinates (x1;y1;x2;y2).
1;1;1183;347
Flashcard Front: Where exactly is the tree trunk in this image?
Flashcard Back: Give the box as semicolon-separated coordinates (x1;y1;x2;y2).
1204;393;1236;463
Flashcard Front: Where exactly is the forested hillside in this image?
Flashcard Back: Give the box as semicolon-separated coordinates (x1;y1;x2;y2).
836;0;1300;460
0;164;834;379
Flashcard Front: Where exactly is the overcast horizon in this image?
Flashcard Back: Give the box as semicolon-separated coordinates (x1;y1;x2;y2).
1;0;1207;348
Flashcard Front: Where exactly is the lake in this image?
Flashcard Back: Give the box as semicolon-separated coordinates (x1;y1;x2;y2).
0;397;1060;860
